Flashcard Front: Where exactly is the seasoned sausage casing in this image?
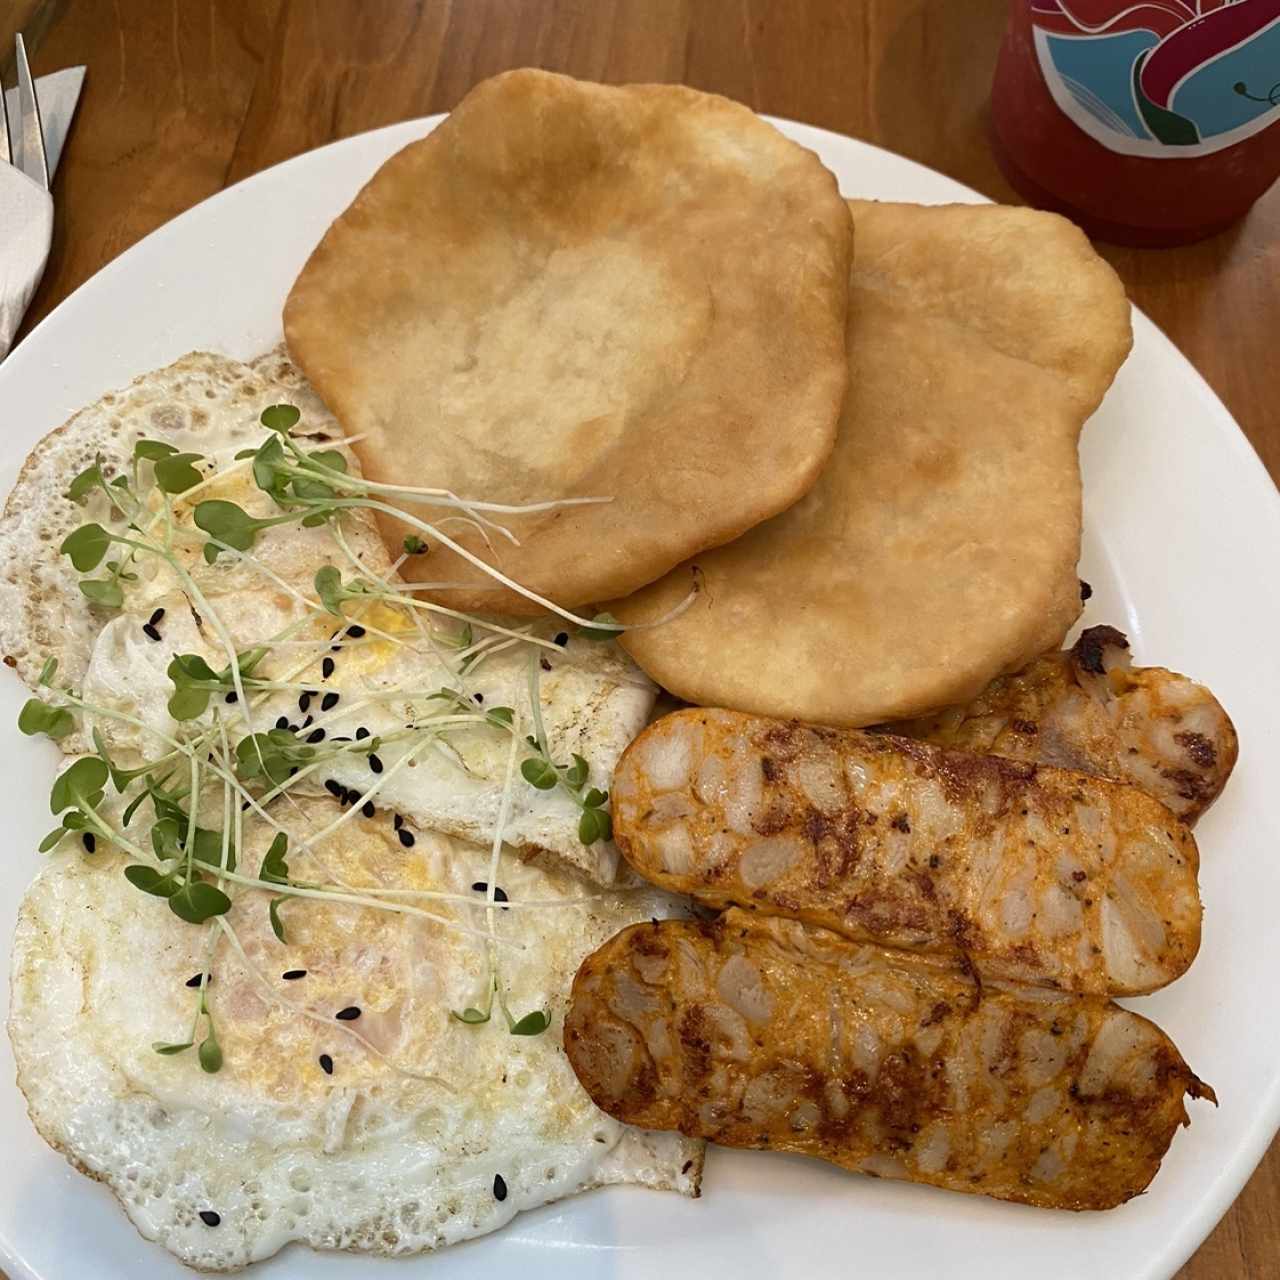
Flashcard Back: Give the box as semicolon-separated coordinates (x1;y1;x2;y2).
565;911;1213;1211
613;709;1201;995
887;626;1238;826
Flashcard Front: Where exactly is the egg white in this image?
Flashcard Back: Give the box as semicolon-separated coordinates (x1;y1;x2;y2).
9;799;699;1271
80;442;656;886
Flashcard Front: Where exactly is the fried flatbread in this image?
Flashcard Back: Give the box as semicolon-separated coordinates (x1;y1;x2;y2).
284;69;852;614
617;201;1132;726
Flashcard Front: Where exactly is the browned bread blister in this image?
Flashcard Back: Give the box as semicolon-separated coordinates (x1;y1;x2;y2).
565;911;1214;1211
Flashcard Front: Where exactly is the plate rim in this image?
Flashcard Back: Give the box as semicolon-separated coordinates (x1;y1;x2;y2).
1;111;1278;1280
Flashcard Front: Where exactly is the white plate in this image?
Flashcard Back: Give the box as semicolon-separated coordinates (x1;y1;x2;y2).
1;116;1278;1280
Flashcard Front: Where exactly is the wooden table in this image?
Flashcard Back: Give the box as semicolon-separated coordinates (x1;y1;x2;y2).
3;3;1278;1276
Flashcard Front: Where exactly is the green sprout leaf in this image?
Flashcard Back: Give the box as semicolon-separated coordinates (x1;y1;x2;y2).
450;1006;492;1025
582;787;608;809
191;825;236;873
152;1040;194;1056
37;657;57;686
194;500;266;559
124;863;185;897
314;565;345;616
60;523;112;572
564;754;589;789
259;831;290;885
167;880;232;924
67;463;103;503
153;452;204;494
485;706;514;729
260;404;300;434
120;788;150;828
520;757;558;791
79;578;125;608
268;896;288;943
18;697;74;740
306;449;348;475
134;438;179;462
579;611;621;641
577;806;612;846
198;1031;223;1073
166;653;220;721
508;1009;550;1037
237;731;315;788
251;434;290;500
38;827;66;853
402;534;427;555
50;757;108;814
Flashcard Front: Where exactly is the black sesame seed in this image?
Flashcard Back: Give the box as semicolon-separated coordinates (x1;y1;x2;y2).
321;692;339;711
393;814;404;830
319;1053;334;1075
275;715;290;730
298;691;312;713
282;969;307;980
322;656;335;679
300;715;313;729
241;799;251;811
368;753;383;774
355;726;370;740
398;828;416;848
224;691;238;704
494;886;509;903
199;1210;221;1227
307;728;326;744
473;692;484;704
148;608;166;627
346;624;366;639
471;881;487;892
361;800;375;818
540;657;552;672
142;624;161;642
335;1006;361;1021
185;973;208;988
324;779;344;798
493;1174;508;1202
1080;579;1093;602
554;632;569;646
331;642;343;653
82;832;96;853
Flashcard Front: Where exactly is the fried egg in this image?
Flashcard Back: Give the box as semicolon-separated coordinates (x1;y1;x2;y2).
9;799;699;1271
19;349;657;884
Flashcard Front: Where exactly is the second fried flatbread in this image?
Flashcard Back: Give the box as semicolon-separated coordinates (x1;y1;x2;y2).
617;201;1132;726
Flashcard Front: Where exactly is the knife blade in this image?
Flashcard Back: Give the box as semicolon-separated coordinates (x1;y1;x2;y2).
3;66;84;181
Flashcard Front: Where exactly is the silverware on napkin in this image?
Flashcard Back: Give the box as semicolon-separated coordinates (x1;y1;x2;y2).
1;40;85;360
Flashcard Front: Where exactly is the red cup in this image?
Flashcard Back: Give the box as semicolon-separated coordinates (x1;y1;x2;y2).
990;1;1280;246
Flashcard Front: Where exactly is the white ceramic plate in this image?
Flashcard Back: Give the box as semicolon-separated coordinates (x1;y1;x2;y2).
1;116;1278;1280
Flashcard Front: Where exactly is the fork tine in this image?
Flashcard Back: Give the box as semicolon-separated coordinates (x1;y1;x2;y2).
14;34;49;190
1;64;11;167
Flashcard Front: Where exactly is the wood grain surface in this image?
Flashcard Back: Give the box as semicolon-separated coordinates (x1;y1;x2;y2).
3;3;1278;1277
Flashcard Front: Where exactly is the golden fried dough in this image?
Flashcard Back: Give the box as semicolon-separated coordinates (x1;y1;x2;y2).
887;624;1239;825
284;69;852;614
617;200;1132;725
611;708;1201;996
565;911;1213;1211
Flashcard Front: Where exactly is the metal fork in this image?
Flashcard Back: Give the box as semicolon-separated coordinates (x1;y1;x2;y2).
1;34;54;358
